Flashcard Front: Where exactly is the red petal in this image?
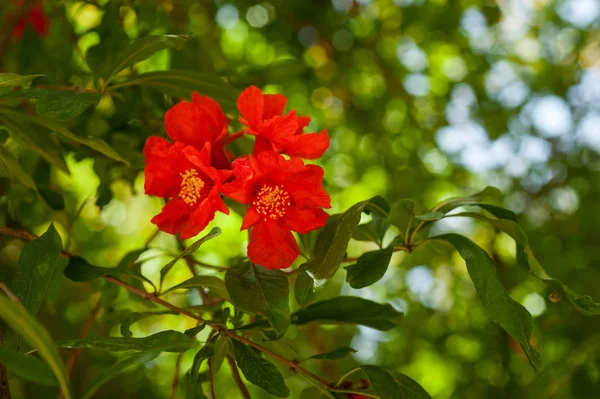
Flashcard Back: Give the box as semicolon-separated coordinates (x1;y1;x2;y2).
295;116;312;132
183;141;212;167
254;151;304;181
262;93;287;119
261;111;298;142
284;164;331;208
237;86;264;130
151;198;190;235
165;101;211;148
29;7;48;37
180;196;219;240
241;206;261;230
222;157;255;204
282;129;330;159
283;207;329;234
211;144;232;170
143;136;172;158
252;136;275;156
248;222;300;269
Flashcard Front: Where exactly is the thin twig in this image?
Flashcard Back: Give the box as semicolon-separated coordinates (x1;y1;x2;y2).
227;355;251;399
180;241;212;305
188;259;229;272
329;389;379;398
0;283;21;305
0;325;11;399
65;300;102;380
208;358;217;399
170;353;184;399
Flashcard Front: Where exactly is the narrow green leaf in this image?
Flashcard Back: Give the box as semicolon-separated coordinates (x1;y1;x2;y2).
81;352;159;399
120;312;178;337
56;330;194;353
0;346;57;386
210;336;230;374
304;346;357;361
189;341;215;387
432;234;540;370
0;114;69;173
104;35;190;84
231;339;290;397
387;199;416;233
226;263;290;337
184;323;206;338
0;295;71;399
107;70;238;112
64;256;156;291
160;227;221;283
0;109;128;164
11;223;65;316
36;90;100;120
0;145;37;189
360;365;432;399
0;73;44;93
345;246;394;289
162;275;229;300
414;211;444;221
292;296;403;331
296;198;378;307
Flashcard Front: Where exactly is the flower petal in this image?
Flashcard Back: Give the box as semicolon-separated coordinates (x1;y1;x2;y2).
165;101;211;148
143;136;173;158
248;222;300;269
192;92;228;139
151;198;190;235
237;86;264;130
263;93;287;119
284;164;331;208
252;136;276;156
283;207;329;234
282;129;330;159
179;196;219;240
241;206;261;230
222;157;255;204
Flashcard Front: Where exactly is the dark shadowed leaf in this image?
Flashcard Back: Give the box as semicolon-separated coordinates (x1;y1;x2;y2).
104;35;191;84
345;246;394;289
0;295;71;398
189;341;215;387
304;346;357;361
292;296;403;331
160;227;221;283
226;262;290;337
295;198;378;307
432;233;540;370
56;330;194;352
0;89;100;120
0;346;57;386
81;352;159;399
64;256;156;291
0;73;44;93
360;365;432;399
162;275;229;300
184;323;206;338
11;223;65;316
0;145;37;189
387;199;416;234
231;339;290;397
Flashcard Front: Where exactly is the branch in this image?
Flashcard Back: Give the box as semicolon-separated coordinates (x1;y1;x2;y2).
65;300;102;379
170;353;183;399
208;358;217;399
227;355;251;399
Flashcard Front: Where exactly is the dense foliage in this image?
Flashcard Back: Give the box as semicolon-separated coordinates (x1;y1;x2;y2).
0;0;599;398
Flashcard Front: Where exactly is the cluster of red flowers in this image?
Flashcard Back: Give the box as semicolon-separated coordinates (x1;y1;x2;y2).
144;87;331;270
10;1;49;39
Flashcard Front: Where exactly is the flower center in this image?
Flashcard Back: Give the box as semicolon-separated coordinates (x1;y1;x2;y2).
253;184;291;220
179;169;205;205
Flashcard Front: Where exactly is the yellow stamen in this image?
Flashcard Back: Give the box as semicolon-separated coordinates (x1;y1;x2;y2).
179;169;205;205
253;184;291;221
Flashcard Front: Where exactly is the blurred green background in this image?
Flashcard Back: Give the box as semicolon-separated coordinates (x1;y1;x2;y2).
1;0;599;398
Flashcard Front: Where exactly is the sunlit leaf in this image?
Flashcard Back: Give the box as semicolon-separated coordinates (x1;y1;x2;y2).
120;311;178;337
56;330;194;352
162;275;229;300
0;73;44;93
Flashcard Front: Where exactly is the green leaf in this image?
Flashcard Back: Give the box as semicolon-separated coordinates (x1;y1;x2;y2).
106;70;238;112
120;311;178;337
226;262;290;337
231;339;290;397
64;256;156;291
292;296;403;331
0;144;37;189
184;323;207;337
432;233;540;370
304;346;357;361
0;295;71;399
388;199;416;234
103;35;190;84
345;246;394;289
414;211;444;221
189;341;215;387
162;275;229;300
81;352;159;399
36;90;100;120
56;330;194;353
0;73;44;93
0;114;68;173
210;336;230;374
360;365;432;399
11;223;65;316
296;198;378;307
0;109;127;164
160;227;222;284
0;346;57;386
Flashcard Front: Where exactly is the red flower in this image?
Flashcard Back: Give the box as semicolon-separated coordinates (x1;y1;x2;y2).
11;1;49;39
164;92;232;169
237;86;330;159
222;151;330;269
144;137;230;239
